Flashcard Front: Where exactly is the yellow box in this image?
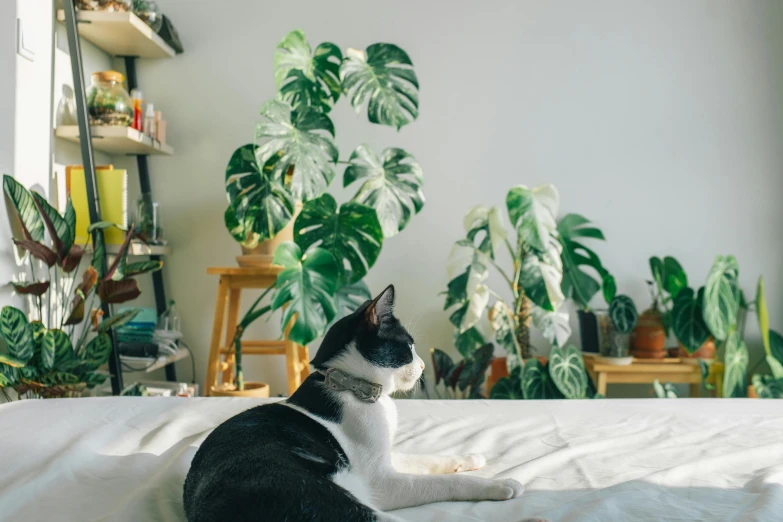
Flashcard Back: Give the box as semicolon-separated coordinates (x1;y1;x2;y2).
66;165;127;245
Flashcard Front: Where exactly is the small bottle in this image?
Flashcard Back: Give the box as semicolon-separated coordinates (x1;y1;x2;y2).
154;110;162;140
130;89;144;131
143;102;156;137
158;299;180;333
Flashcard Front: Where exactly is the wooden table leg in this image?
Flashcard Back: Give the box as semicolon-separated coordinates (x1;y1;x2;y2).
597;372;608;396
284;315;301;396
298;344;310;379
221;288;242;385
205;277;229;396
689;383;700;398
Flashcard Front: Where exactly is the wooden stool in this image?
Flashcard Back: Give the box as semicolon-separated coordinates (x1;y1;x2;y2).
205;266;310;396
583;354;702;398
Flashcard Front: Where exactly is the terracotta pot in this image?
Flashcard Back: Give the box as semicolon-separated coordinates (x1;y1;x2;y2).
236;202;302;267
748;385;758;399
210;382;270;397
676;338;716;364
632;349;667;360
487;357;510;394
631;309;666;352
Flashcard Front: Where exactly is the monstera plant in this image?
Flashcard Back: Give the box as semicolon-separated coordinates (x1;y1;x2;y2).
1;175;160;399
221;30;425;391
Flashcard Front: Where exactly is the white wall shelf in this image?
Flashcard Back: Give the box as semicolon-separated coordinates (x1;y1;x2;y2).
55;125;173;156
56;10;175;59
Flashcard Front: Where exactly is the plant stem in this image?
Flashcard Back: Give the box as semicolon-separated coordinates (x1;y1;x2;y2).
233;327;244;391
491;261;514;293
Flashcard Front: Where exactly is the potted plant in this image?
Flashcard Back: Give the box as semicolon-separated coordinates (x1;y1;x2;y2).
423;344;494;399
217;30;425;394
596;294;638;364
557;213;616;353
633;256;687;359
1;175;160;400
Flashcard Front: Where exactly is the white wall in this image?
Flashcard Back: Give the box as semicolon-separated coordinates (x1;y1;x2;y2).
119;0;783;395
1;1;19;309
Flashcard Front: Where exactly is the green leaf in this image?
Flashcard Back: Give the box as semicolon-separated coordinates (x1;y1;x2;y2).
672;288;710;353
92;232;106;279
454;327;485;358
64;197;76;238
41;371;80;386
275;30;342;114
445;241;491;333
123;260;163;277
87;220;116;233
294;194;383;285
13;238;57;267
521;359;558;400
340;44;419;129
549;345;588;399
0;355;25;368
3;174;44;241
98;309;141;333
431;348;454;386
43;329;74;371
345;145;425;238
531;306;571;348
83;371;107;389
752;374;783;399
506;185;559;252
0;363;19;387
490;301;520;356
653;379;678;399
456;343;494;393
463;205;507;259
702;255;740;341
1;306;34;363
489;376;524;399
332;279;372;324
770;330;783;370
272;242;339;345
224;144;294;247
722;331;748;398
663;257;687;298
557;213;611;309
31;192;73;259
83;333;112;370
757;276;770;357
255;100;338;202
518;252;564;312
609;295;638;334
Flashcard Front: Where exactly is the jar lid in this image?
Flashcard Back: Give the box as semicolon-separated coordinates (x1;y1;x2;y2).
92;70;125;83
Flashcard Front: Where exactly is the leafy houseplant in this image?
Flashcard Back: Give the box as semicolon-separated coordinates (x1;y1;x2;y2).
221;30;425;391
597;295;639;359
1;175;161;399
425;344;494;399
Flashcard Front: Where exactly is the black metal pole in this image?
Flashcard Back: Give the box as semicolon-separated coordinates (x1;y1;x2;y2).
63;1;124;394
123;56;177;382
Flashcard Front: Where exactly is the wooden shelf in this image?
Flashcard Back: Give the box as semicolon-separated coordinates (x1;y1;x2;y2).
56;10;175;59
86;241;172;257
120;347;190;374
56;126;173;156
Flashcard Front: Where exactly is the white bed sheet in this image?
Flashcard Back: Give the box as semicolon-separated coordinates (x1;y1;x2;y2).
0;398;782;521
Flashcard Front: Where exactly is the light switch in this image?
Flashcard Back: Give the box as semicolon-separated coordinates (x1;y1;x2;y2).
17;18;36;62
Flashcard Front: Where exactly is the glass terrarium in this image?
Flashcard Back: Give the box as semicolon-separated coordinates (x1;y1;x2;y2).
596;310;631;359
76;0;132;12
132;0;163;32
87;71;133;127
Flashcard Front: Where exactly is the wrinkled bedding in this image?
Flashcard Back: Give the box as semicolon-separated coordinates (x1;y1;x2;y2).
0;398;781;521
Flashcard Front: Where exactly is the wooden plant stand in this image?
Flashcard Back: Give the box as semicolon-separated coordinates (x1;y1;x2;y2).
583;354;702;397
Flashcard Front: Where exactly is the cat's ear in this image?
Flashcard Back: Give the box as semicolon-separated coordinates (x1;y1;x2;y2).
364;285;395;327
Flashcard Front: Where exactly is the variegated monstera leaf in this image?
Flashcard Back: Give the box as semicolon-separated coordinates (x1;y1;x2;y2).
464;205;508;259
443;240;491;357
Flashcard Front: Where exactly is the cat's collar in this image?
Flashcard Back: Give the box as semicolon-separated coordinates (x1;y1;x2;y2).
319;368;383;403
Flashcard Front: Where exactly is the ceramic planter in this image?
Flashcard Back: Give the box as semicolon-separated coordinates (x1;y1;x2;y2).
236;202;302;267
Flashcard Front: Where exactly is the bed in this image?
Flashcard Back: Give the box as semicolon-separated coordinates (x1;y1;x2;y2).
0;398;781;521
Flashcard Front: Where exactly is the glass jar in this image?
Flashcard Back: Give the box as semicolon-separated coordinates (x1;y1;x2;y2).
87;71;133;126
596;311;631;358
76;0;132;12
132;0;163;32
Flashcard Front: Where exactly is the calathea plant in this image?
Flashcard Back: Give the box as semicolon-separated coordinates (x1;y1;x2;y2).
425;344;494;399
221;30;424;391
1;175;160;399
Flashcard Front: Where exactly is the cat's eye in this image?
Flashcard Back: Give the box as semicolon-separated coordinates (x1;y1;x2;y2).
409;343;415;351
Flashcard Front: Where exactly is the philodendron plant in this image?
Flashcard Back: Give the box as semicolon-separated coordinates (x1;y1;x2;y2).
442;185;568;367
221;30;425;390
1;175;160;399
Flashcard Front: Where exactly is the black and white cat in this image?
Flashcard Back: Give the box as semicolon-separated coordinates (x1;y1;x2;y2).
183;285;524;522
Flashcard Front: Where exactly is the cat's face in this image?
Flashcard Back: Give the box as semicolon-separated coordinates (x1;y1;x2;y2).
312;285;424;394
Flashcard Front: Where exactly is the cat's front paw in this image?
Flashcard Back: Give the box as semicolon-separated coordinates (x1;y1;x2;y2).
490;478;525;500
454;454;486;472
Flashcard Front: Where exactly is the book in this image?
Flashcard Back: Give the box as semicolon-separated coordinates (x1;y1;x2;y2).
66;165;127;245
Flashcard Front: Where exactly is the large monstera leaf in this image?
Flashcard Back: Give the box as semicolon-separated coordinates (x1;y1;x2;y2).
702;255;740;341
272;241;339;346
255;100;338;202
344;145;425;238
294;194;383;285
331;279;372;325
340;44;419;129
518;248;564;312
672;288;711;353
531;306;571;348
464;205;508;259
723;331;748;398
444;240;491;334
557;213;615;309
549;345;588;399
0;306;34;364
3;174;44;241
506;185;559;253
224;144;294;248
274;30;342;114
